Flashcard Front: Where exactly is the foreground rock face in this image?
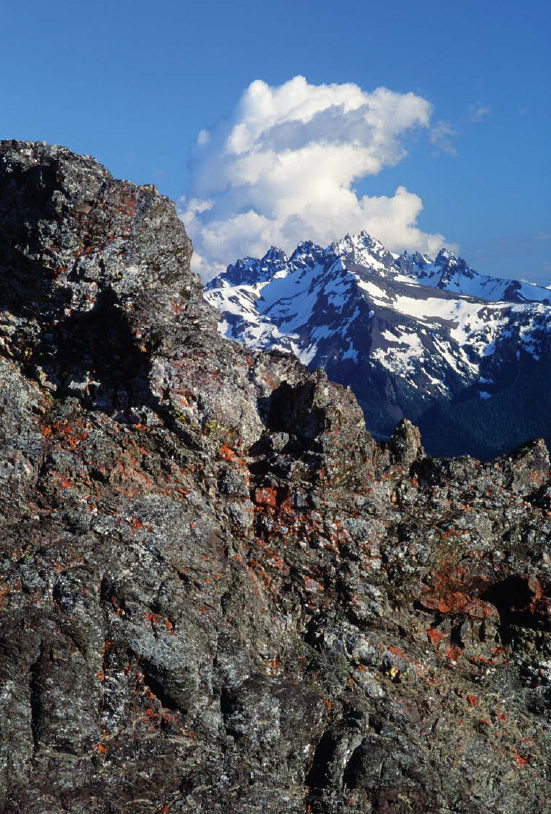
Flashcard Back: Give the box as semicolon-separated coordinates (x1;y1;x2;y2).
0;141;549;813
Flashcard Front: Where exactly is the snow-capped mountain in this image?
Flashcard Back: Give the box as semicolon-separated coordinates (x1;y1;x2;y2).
205;232;551;458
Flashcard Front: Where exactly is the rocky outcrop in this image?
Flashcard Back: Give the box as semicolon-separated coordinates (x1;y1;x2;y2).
0;141;549;813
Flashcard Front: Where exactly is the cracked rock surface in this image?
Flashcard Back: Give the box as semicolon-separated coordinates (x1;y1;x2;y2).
0;140;549;813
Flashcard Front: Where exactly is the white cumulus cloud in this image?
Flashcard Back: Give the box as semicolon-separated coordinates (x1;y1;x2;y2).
179;76;453;280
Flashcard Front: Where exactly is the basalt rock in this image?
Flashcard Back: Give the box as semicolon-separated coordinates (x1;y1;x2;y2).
0;141;549;814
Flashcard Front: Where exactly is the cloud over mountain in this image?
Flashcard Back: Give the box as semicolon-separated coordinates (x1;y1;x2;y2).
179;76;453;280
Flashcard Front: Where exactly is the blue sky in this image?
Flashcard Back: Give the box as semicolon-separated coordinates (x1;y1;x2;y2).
1;0;550;282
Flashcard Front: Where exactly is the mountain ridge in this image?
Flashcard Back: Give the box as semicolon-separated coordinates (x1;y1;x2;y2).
205;232;551;458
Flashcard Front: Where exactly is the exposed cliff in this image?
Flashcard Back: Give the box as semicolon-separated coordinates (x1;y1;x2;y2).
0;141;549;813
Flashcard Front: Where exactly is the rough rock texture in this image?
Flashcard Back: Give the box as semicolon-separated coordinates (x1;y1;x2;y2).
0;140;549;813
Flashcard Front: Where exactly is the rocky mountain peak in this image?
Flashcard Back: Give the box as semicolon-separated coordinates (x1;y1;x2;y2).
289;239;326;267
262;245;288;263
0;139;208;403
434;246;458;265
330;230;395;270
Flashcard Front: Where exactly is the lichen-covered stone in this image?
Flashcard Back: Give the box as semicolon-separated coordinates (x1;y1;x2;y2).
0;141;549;813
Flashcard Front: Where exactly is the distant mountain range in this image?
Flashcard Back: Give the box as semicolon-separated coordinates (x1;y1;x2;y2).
204;232;551;458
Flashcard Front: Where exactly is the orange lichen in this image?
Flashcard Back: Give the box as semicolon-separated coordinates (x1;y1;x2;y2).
427;628;444;646
511;749;528;767
253;487;278;507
